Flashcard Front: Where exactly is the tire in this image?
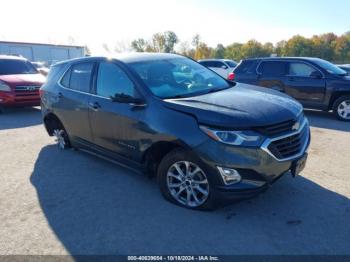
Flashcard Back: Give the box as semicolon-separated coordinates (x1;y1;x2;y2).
333;95;350;121
51;121;71;150
157;148;217;210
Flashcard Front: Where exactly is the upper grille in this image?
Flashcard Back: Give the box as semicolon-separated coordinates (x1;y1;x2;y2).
254;114;305;137
267;124;308;159
15;86;41;92
254;119;296;136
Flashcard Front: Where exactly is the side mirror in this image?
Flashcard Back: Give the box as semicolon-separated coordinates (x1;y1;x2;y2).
111;93;146;106
221;65;228;69
310;71;322;79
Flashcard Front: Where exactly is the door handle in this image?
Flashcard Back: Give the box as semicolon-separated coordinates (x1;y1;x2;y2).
89;101;101;111
57;92;63;99
288;77;295;81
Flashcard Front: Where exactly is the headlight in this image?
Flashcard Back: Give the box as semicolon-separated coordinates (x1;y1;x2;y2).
200;125;264;147
0;81;11;91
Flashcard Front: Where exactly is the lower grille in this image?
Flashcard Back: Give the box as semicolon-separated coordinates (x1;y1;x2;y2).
267;124;308;159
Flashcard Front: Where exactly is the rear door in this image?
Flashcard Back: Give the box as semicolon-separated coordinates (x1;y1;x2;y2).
284;61;326;105
88;61;145;160
256;60;288;92
55;62;94;142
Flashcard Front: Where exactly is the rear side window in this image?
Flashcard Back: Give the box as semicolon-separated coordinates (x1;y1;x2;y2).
60;68;71;87
258;61;288;77
234;60;258;74
60;62;94;93
199;61;210;67
200;61;225;68
96;62;135;98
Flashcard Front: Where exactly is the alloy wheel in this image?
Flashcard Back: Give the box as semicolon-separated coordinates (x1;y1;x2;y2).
53;129;67;149
337;100;350;120
166;161;209;208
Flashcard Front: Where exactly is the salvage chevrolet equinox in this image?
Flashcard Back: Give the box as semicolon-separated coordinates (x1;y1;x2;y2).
40;53;310;210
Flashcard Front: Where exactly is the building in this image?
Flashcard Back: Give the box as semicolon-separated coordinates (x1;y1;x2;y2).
0;41;86;65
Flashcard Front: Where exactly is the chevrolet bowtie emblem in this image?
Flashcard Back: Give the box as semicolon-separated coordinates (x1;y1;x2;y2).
292;121;300;131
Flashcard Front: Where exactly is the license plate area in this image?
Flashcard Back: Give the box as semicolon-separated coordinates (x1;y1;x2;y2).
291;153;308;177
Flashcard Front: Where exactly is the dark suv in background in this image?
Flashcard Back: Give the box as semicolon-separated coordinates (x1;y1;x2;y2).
40;53;310;210
233;57;350;121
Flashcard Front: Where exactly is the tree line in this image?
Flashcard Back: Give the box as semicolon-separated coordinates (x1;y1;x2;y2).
128;31;350;63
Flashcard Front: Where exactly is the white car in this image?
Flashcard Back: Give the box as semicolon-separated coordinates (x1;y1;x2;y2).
198;59;238;79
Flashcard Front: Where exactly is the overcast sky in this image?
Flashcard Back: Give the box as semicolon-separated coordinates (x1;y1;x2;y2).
1;0;349;54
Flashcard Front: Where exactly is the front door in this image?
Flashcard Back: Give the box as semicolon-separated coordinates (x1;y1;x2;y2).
88;61;146;160
284;61;326;106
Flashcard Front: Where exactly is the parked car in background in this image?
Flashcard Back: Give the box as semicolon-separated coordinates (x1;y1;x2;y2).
198;59;237;79
0;55;45;111
41;53;310;210
233;57;350;121
337;64;350;75
32;61;50;76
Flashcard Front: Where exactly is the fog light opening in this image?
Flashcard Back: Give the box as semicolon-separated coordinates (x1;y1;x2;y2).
217;167;242;185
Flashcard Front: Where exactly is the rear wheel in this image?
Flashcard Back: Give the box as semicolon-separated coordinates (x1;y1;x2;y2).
157;148;217;210
333;95;350;121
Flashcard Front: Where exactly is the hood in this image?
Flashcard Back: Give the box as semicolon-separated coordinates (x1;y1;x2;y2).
0;74;46;86
329;75;350;90
163;83;303;129
341;75;350;81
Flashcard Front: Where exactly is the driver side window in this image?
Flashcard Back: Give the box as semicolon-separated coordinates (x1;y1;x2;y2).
96;62;135;98
289;62;318;77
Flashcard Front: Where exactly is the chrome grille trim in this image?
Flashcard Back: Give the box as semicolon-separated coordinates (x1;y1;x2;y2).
15;86;41;92
260;117;310;162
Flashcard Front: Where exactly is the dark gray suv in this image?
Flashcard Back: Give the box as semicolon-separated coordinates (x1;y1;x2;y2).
40;53;310;210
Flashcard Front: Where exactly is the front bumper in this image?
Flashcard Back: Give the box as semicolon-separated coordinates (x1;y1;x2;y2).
193;121;311;200
0;91;40;107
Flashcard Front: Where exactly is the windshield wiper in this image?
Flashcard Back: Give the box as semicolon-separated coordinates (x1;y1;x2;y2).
165;94;193;99
202;86;231;95
165;86;232;99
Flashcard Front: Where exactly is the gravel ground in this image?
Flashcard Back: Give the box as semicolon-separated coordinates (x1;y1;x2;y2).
0;107;349;255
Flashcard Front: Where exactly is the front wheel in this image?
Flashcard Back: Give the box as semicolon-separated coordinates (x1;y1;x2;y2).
333;95;350;121
53;128;71;149
157;148;217;210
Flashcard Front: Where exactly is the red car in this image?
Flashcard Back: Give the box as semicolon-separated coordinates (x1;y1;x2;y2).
0;55;46;110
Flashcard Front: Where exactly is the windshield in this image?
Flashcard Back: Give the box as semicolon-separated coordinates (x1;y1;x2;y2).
0;59;38;75
128;58;231;99
313;59;347;75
